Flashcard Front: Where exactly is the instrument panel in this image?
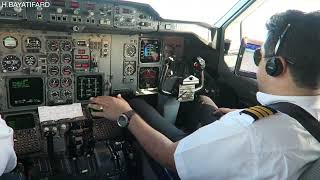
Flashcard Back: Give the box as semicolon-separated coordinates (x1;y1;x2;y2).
0;30;185;112
0;0;159;31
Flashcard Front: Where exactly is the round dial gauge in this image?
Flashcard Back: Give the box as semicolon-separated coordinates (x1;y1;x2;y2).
61;77;73;88
61;65;72;75
60;40;72;51
47;40;59;51
25;37;41;49
2;55;22;72
48;53;60;64
62;53;72;64
139;68;158;89
125;44;136;57
124;62;136;76
48;66;60;76
48;78;60;88
3;36;18;49
62;89;72;98
49;91;60;99
24;55;37;66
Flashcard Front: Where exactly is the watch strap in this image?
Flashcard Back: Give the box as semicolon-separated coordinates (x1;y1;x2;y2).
123;110;136;123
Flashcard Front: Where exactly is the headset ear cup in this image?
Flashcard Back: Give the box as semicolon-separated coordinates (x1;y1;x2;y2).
265;57;284;76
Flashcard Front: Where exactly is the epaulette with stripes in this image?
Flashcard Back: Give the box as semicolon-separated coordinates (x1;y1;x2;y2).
240;105;277;121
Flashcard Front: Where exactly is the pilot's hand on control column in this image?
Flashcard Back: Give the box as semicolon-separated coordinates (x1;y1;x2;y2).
88;94;132;121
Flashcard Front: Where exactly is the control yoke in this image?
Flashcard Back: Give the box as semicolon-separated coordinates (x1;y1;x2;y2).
159;56;206;102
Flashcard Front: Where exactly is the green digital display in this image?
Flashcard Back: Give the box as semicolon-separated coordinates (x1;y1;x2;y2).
9;77;44;107
11;79;31;89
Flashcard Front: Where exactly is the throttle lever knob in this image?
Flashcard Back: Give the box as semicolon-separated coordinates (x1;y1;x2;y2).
194;56;206;71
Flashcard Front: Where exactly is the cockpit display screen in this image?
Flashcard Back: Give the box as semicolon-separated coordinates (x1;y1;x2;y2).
5;114;35;130
140;39;161;63
8;77;44;107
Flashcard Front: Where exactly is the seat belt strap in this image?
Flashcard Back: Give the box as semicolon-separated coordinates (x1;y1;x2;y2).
268;102;320;143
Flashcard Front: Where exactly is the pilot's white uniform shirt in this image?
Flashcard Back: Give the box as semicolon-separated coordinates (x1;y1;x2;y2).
0;116;17;175
174;92;320;180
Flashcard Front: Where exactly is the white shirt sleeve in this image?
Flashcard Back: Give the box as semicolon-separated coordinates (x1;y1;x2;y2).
0;117;17;175
174;110;257;180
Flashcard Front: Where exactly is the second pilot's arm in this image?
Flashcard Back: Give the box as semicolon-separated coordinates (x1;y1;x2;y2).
0;116;17;176
89;95;178;170
88;95;256;177
89;93;320;180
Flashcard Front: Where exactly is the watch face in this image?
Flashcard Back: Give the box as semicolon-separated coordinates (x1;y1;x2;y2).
117;114;128;127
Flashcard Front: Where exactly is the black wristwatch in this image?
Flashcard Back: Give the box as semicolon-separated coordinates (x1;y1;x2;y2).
117;110;136;128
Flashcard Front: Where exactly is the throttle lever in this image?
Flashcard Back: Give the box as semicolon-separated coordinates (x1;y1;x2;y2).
194;57;205;92
194;57;206;71
159;56;175;95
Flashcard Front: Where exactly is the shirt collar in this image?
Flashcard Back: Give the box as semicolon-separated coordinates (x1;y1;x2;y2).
256;92;320;118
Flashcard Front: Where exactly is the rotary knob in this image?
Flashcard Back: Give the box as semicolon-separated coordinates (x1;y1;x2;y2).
14;6;22;13
119;17;125;22
73;8;80;15
36;6;43;11
56;7;63;14
88;11;94;16
61;124;67;130
126;18;135;23
52;127;58;133
43;127;50;133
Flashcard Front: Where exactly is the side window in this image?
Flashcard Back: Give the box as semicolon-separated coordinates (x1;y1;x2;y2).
236;39;262;78
224;21;241;71
226;0;320;78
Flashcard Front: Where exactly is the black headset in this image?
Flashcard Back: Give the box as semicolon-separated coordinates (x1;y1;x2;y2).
265;24;291;77
265;57;284;76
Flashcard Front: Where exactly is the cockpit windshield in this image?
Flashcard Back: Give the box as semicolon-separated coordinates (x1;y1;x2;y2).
126;0;240;25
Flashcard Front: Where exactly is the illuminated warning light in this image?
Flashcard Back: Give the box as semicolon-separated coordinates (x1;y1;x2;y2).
78;49;86;54
75;55;89;59
71;1;80;8
82;64;89;68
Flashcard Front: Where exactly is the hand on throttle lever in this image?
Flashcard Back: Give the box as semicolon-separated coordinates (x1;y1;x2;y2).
88;94;133;121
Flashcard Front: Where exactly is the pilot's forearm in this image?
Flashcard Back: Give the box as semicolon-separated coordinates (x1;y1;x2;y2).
128;113;178;171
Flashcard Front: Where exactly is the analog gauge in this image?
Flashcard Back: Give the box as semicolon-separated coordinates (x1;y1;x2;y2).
48;78;60;88
61;77;73;88
25;37;41;49
47;40;59;51
2;55;22;72
49;90;60;99
62;53;72;64
61;65;72;75
48;66;60;76
125;44;136;57
48;53;60;64
3;36;18;49
139;67;159;89
124;61;136;76
62;89;72;98
24;55;37;67
60;40;72;51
